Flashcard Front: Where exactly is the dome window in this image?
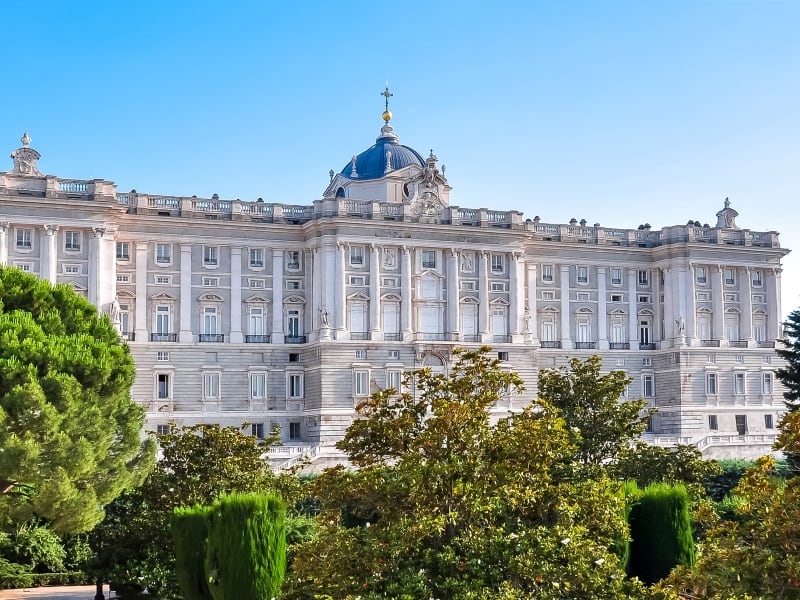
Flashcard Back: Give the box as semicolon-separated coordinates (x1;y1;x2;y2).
336;187;346;198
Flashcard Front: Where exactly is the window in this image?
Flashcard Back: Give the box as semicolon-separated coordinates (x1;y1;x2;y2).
285;280;302;290
490;282;507;292
752;270;763;287
642;374;655;398
724;293;738;302
354;350;367;359
156;424;171;435
64;230;81;251
13;262;32;272
288;353;300;363
610;294;623;302
735;372;745;395
638;270;649;286
15;228;32;250
248;307;264;336
577;292;590;301
491;254;504;273
116;242;130;260
762;355;772;364
638;295;651;304
116;274;130;283
287;373;304;398
249;248;264;268
707;354;716;363
724;268;735;286
157;351;170;362
156;243;171;264
349;276;366;286
203;307;218;334
286;309;301;338
461;281;476;291
382;277;399;287
387;369;402;391
203;246;218;266
250;373;267;399
157;373;170;399
353;370;369;397
498;351;509;361
249;278;265;289
204;372;220;399
697;292;711;301
202;277;218;287
422;250;436;269
762;372;773;394
765;414;774;429
696;266;707;284
289;422;301;440
63;264;80;274
542;290;556;300
541;264;553;282
752;294;765;304
639;320;651;345
642;358;652;367
706;372;718;395
251;423;264;438
155;275;171;285
349;246;364;266
155;306;170;334
708;415;718;431
611;268;622;285
286;250;301;271
735;414;747;435
119;304;130;335
577;266;588;284
388;350;400;359
735;354;744;363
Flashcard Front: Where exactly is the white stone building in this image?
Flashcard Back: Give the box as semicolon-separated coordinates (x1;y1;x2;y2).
0;116;789;464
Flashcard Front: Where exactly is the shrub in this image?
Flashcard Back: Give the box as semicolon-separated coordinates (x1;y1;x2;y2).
172;505;213;600
4;523;66;573
0;558;32;589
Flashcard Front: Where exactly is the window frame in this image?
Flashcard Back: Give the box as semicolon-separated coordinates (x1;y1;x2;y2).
116;241;130;261
203;245;218;268
349;246;364;267
287;372;304;399
64;230;81;252
203;372;221;400
421;250;437;270
250;372;267;400
353;369;370;397
249;248;264;269
155;243;172;265
15;228;33;251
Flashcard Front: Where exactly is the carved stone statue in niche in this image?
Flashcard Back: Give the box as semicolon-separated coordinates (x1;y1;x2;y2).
460;252;475;272
383;247;396;268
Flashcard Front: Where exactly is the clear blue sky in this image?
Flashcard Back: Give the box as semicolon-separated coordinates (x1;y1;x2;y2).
2;1;798;314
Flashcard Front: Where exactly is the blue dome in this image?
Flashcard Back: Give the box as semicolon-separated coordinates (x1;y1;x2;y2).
341;124;426;180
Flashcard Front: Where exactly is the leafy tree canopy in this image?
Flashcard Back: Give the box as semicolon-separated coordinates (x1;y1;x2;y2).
0;267;154;534
776;308;800;412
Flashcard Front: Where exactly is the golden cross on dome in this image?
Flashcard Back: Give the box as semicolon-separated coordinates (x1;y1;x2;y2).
381;82;393;112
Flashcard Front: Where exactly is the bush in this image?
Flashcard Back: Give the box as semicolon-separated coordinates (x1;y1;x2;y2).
0;558;33;589
3;523;65;573
172;505;213;600
205;493;286;600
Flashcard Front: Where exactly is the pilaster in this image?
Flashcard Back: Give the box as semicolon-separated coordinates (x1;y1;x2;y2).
400;246;412;339
335;243;346;338
560;265;571;349
525;262;539;345
597;267;608;349
134;242;148;341
741;267;753;345
272;249;285;343
41;225;58;284
628;268;638;345
179;244;193;343
479;251;490;341
229;247;243;343
370;245;381;338
447;249;460;336
712;265;725;344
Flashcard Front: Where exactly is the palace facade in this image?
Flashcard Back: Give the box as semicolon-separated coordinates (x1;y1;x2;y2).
0;116;789;464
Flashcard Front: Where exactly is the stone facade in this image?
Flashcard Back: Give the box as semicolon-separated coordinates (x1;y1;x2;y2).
0;126;790;464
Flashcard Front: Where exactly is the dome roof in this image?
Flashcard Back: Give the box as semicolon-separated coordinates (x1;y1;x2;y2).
340;123;425;180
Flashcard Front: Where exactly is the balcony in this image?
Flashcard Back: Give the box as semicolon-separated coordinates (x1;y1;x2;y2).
384;333;401;341
757;341;776;348
609;342;630;350
285;335;307;344
120;332;135;342
415;333;458;342
540;341;562;349
575;342;597;349
150;333;177;342
729;340;748;348
639;343;657;350
350;332;370;340
199;334;224;343
700;339;721;347
245;335;271;343
493;335;513;343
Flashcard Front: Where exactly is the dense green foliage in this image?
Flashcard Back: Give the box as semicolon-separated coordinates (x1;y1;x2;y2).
627;484;694;584
205;493;286;600
777;308;800;412
286;348;646;599
614;443;721;494
172;505;213;600
0;266;154;533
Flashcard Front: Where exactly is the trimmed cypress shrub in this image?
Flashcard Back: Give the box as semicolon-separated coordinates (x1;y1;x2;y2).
611;480;641;570
627;483;695;584
172;505;213;600
205;493;286;600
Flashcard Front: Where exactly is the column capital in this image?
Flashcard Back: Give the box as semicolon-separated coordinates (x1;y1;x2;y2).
449;248;459;258
43;224;58;236
92;227;106;239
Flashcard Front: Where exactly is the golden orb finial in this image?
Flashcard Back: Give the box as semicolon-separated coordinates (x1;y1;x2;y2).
381;83;393;122
382;110;392;122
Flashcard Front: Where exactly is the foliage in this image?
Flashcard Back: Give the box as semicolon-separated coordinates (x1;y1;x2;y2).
90;423;294;599
0;557;32;589
286;348;646;599
205;493;286;600
537;355;654;467
0;266;155;533
0;521;66;573
627;483;694;584
777;308;800;412
172;505;213;600
702;459;753;502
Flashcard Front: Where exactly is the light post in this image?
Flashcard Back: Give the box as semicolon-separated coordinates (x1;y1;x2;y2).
94;579;105;600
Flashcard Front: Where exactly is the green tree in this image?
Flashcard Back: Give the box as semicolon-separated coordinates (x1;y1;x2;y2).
613;443;721;493
777;308;800;412
0;267;154;534
286;348;646;599
537;355;654;467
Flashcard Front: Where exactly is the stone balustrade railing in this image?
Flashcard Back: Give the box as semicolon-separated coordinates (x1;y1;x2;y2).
0;173;117;199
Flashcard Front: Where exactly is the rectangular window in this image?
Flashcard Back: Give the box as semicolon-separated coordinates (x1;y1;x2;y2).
724;268;735;286
349;276;366;286
156;244;171;264
63;264;80;274
577;266;588;284
643;374;655;398
287;373;303;398
203;306;218;335
542;290;556;300
735;354;744;363
249;278;265;289
349;246;364;266
251;423;264;439
204;373;220;399
203;246;218;266
250;373;267;399
354;350;367;359
354;370;369;397
752;294;765;304
638;295;651;304
387;369;402;392
155;306;170;334
706;372;717;395
752;270;763;287
460;280;477;291
491;254;504;273
288;353;300;363
249;248;264;268
15;228;32;250
422;250;436;269
763;372;773;394
735;372;745;395
735;414;747;435
119;306;130;335
638;270;649;286
490;282;507;292
155;275;170;285
116;274;130;283
156;351;170;362
708;415;719;431
610;294;623;302
286;250;301;270
697;292;711;301
541;264;553;282
388;350;400;359
611;268;622;285
696;266;707;284
157;424;171;435
116;242;130;261
202;277;218;287
248;307;264;336
64;230;81;251
762;355;772;364
382;277;399;287
642;358;652;367
289;422;301;440
498;351;509;361
13;262;32;272
707;354;716;363
765;414;774;429
157;373;170;399
285;280;302;290
577;292;590;301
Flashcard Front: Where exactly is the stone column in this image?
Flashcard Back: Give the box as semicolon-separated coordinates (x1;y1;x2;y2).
88;227;106;307
525;262;538;345
741;267;753;345
447;249;460;338
628;268;638;346
685;264;696;345
370;245;381;338
229;247;243;343
134;242;148;341
560;265;571;349
712;265;725;343
179;244;193;342
767;268;781;342
311;246;321;331
479;251;490;341
509;252;523;339
41;225;58;284
322;244;336;339
400;246;412;339
272;249;284;343
597;267;608;349
663;267;674;344
0;223;7;265
335;243;346;337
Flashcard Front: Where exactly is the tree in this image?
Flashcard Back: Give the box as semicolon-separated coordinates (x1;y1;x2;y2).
286;348;646;599
0;267;154;534
776;308;800;412
613;443;721;494
537;355;654;467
